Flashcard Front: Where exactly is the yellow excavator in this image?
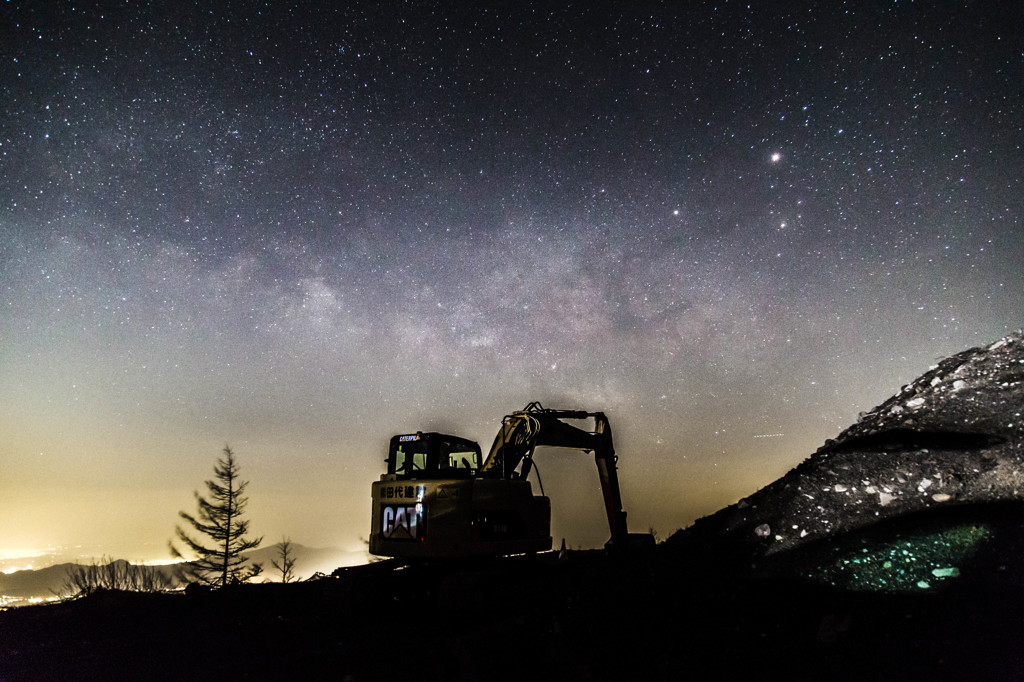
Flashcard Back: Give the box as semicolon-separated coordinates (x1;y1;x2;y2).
369;402;650;559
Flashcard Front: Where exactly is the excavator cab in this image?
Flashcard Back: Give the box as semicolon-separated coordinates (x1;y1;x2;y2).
369;403;645;559
387;433;481;479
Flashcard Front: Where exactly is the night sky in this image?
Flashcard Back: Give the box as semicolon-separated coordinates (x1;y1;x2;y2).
2;2;1021;565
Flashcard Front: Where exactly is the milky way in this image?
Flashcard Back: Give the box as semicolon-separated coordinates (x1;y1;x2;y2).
1;3;1021;560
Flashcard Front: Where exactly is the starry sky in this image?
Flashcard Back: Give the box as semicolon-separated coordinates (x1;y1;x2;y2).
2;2;1021;564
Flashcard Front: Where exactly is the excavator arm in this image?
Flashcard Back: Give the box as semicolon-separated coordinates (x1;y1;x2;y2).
479;402;631;549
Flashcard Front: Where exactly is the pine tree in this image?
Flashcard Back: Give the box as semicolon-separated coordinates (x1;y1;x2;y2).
170;445;263;587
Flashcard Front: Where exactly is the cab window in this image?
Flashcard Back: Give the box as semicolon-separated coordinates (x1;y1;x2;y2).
445;445;480;471
394;447;428;474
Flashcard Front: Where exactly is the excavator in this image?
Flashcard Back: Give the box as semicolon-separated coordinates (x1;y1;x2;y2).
369;402;651;559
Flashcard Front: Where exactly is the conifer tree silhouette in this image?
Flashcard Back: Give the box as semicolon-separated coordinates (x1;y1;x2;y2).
171;445;262;587
271;537;299;583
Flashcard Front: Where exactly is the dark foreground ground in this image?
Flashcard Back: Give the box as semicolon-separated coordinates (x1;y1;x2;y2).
3;504;1024;682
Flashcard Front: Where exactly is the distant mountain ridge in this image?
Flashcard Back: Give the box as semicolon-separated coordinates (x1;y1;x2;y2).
0;561;184;603
0;544;367;604
243;543;368;580
1;563;92;600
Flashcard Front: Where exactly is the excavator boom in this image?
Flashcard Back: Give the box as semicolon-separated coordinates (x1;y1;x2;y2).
480;403;629;549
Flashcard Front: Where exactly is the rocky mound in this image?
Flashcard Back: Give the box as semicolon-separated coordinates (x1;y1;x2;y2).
670;331;1024;566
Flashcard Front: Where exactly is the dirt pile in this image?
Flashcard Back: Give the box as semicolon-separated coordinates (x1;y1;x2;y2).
670;331;1024;561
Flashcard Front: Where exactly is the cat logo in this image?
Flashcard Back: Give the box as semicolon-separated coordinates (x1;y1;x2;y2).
382;504;425;541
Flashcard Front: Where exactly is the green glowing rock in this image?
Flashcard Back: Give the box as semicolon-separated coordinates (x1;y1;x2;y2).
801;523;990;593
